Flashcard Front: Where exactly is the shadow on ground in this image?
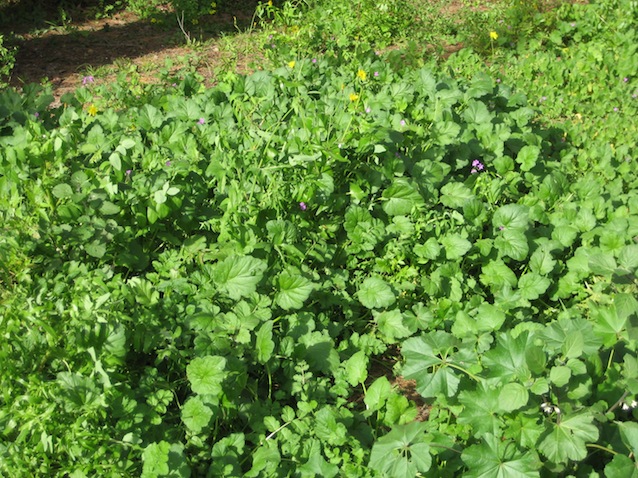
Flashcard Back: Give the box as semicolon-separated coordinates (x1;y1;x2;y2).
1;0;262;92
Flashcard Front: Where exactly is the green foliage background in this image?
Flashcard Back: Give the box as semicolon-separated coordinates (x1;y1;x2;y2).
2;0;638;476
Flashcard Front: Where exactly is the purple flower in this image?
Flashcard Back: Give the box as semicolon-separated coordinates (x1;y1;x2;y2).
82;75;94;85
34;112;39;118
165;160;171;167
312;58;317;63
614;107;619;112
471;159;485;173
299;202;307;211
365;107;371;113
126;169;132;176
400;120;406;126
374;71;379;77
198;118;205;124
499;225;505;231
624;77;629;82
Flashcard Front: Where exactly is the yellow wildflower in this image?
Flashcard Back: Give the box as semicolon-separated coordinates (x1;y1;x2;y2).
288;60;296;68
268;0;272;5
87;104;98;116
349;93;359;102
357;69;367;81
490;31;498;40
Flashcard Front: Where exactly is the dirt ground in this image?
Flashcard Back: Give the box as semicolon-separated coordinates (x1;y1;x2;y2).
1;0;261;99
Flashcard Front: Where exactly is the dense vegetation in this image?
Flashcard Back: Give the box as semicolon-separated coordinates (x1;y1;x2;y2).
1;0;638;476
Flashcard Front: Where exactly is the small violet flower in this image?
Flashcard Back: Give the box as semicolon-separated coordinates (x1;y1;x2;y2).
82;75;94;85
624;77;629;82
471;159;485;174
365;107;371;113
299;202;307;211
165;160;171;167
400;120;406;126
198;118;205;125
312;58;317;63
126;169;132;176
374;71;379;77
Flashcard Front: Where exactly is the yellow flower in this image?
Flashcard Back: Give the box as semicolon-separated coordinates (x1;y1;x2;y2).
268;0;272;5
87;104;98;116
490;31;498;40
288;60;296;68
349;93;359;102
356;69;367;81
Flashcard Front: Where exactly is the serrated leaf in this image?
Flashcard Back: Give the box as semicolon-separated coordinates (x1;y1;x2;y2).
499;383;529;412
85;240;106;258
181;396;214;434
480;260;518;290
440;182;474;209
376;309;412;342
605;454;638;478
345;350;368;386
495;230;529;261
538;413;599;464
358;277;395;309
549;365;571;386
529;247;556;275
619;422;638;456
462;434;540;478
515;145;540;171
441;234;472;260
382;179;424;216
364;376;393;412
561;331;584;359
255;320;275;364
52;183;73;199
402;331;470;398
476;303;506;331
588;251;617;276
275;272;314;310
414;238;441;261
517;273;550;300
369;422;431;477
211;255;266;300
493;204;529;231
458;383;504;436
187;355;226;396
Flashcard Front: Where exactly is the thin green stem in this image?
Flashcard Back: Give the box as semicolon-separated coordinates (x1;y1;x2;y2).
586;443;618;456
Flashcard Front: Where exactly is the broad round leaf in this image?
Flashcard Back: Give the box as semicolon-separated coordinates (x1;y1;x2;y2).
358;277;395;309
187;356;227;396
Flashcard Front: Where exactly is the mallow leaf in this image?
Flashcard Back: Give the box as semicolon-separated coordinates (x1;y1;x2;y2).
358;276;395;309
275;272;315;310
187;355;226;396
369;422;431;477
211;255;266;300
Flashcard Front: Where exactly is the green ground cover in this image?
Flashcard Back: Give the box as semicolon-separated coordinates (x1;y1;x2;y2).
1;0;638;476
